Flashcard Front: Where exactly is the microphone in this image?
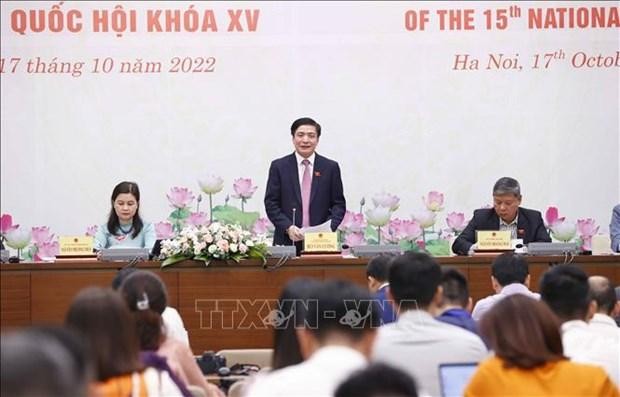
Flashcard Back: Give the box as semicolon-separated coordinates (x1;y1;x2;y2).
292;208;297;227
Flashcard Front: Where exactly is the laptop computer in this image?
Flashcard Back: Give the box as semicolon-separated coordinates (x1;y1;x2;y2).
438;362;478;397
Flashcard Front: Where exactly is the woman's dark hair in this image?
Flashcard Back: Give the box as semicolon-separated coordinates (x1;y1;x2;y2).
271;277;322;370
480;294;565;369
119;270;167;351
107;181;143;239
65;287;142;381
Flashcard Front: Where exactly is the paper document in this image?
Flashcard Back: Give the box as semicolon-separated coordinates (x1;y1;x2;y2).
301;220;332;234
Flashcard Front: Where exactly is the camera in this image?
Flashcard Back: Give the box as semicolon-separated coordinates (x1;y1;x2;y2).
196;351;227;375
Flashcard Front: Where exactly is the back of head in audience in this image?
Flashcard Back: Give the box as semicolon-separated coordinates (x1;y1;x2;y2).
119;270;168;350
111;266;139;290
540;264;592;322
1;326;91;397
300;279;380;359
480;294;564;369
334;363;419;397
65;286;142;381
389;252;442;312
491;252;530;290
271;277;322;370
439;267;471;310
588;276;618;316
366;253;396;292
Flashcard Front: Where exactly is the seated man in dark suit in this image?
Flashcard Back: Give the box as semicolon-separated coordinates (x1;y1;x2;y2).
264;117;346;253
452;177;551;255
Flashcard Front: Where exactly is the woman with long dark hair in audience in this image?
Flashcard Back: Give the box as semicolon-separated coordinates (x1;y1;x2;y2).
271;277;322;370
119;270;224;397
65;287;184;396
94;181;156;251
464;294;618;396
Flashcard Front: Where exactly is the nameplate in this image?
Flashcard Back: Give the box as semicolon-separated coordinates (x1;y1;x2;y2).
59;236;94;256
304;232;339;253
476;230;511;250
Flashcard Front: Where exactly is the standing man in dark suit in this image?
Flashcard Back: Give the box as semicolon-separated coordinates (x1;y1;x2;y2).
264;117;346;252
452;177;551;255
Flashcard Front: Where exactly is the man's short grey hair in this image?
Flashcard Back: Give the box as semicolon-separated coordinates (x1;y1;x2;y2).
493;177;521;197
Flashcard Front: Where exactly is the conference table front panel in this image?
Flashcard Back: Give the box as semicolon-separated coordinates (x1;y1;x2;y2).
1;255;618;353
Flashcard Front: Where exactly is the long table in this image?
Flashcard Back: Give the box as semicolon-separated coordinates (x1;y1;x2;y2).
1;255;618;353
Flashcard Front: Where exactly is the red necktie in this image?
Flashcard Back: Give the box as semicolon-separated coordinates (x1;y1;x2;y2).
301;159;311;227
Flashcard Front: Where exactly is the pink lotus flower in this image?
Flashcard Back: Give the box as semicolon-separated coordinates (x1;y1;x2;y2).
154;221;175;239
386;219;423;242
232;178;258;199
0;214;18;236
580;235;594;251
187;212;209;227
344;232;366;246
252;218;274;235
372;192;400;211
576;218;599;237
423;191;444;212
446;212;467;233
85;225;98;237
34;241;59;261
31;226;54;245
338;211;367;233
412;209;436;229
545;206;565;229
167;187;195;209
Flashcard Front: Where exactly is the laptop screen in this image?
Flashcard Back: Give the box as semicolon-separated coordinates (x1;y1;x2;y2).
439;363;478;397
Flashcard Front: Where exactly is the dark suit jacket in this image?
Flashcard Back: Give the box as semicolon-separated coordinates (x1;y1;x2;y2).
375;285;397;325
264;153;346;247
452;207;551;255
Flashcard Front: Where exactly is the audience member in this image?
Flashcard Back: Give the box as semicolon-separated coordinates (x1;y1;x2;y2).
452;177;550;255
1;327;91;397
435;267;478;335
119;270;223;397
471;252;539;321
540;265;618;385
112;266;189;347
366;253;397;325
271;277;322;370
334;363;418;397
615;286;620;326
245;279;380;397
65;287;184;396
372;252;487;396
611;204;620;252
94;181;156;251
464;295;618;396
588;276;620;384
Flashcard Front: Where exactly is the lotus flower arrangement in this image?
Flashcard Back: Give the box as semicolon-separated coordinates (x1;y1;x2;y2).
159;222;268;267
85;225;98;237
232;178;258;212
199;174;225;221
382;218;423;249
166;187;196;232
576;218;600;251
423;191;444;212
30;226;59;261
154;221;175;240
365;205;393;245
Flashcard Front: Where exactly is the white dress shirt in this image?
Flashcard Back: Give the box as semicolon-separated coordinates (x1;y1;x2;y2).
562;318;620;386
244;345;367;397
471;283;540;322
372;310;488;397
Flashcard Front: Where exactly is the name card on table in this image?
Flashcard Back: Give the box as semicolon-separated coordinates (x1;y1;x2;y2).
304;232;339;253
58;236;94;256
476;230;512;251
